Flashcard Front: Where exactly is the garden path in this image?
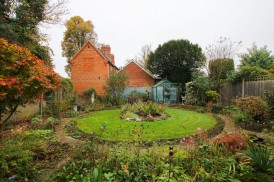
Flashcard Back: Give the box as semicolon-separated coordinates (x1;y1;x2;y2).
39;118;85;181
55;118;85;145
211;115;239;140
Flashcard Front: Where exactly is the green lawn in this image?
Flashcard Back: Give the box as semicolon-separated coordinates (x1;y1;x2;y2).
76;108;217;141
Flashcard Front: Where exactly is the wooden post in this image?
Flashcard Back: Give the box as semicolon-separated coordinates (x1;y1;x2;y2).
40;93;43;119
242;78;245;98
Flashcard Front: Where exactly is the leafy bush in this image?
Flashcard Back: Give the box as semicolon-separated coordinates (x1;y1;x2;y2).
205;90;220;103
246;144;274;172
63;110;79;118
127;91;149;104
210;104;223;113
44;117;60;129
77;87;97;107
0;130;54;181
265;91;274;119
104;71;128;106
234;112;251;123
214;132;247;153
31;116;42;129
222;105;238;115
235;96;269;122
120;101;167;122
227;65;272;82
185;73;211;105
45;78;75;117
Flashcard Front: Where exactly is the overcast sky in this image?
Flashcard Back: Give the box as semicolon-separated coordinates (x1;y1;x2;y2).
43;0;274;77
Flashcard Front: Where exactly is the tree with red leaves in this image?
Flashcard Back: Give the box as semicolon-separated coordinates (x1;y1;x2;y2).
0;38;60;127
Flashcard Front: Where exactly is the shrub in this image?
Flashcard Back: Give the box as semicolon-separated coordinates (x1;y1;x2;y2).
44;117;60;129
205;90;220;103
214;132;247;153
63;110;79;118
246;144;274;172
235;96;269;122
210;104;223;113
31;116;42;129
103;71;128;106
265;91;274;119
0;130;54;181
120;101;166;122
45;78;75;117
77;87;97;107
127;91;149;104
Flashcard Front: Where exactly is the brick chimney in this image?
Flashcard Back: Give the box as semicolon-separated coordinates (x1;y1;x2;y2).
100;44;115;63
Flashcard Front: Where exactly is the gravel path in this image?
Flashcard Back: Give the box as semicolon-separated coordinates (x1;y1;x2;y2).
211;114;239;140
55;118;85;145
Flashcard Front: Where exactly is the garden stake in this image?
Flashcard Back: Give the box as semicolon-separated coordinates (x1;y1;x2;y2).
168;146;174;182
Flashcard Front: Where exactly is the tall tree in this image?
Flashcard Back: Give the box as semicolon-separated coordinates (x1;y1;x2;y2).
209;58;234;91
147;39;205;89
0;38;60;126
205;37;241;61
240;43;274;70
0;0;68;65
137;44;152;69
205;37;241;74
61;16;97;75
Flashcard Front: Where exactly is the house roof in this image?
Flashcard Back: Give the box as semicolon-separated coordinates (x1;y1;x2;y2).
70;40;119;70
119;60;159;79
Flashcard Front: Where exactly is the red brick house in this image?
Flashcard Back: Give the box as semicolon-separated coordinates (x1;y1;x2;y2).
121;60;157;87
119;60;159;96
70;41;118;95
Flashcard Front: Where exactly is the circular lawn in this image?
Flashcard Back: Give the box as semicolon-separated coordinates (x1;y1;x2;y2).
76;108;217;141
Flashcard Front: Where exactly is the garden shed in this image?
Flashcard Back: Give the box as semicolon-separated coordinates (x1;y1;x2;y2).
152;79;178;104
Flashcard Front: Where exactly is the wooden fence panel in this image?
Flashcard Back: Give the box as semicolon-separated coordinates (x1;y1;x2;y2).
220;79;274;104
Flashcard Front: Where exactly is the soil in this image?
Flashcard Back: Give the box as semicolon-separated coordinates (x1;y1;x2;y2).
39;118;85;181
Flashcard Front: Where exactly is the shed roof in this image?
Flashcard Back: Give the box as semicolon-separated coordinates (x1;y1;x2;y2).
152;78;176;87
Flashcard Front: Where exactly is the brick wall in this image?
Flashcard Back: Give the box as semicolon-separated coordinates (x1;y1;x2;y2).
123;62;155;87
71;42;111;95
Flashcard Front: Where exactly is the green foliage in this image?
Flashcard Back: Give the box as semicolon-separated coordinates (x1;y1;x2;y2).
264;91;274;119
185;72;211;105
61;16;97;75
0;0;54;65
127;91;149;104
240;43;274;70
0;130;54;180
227;65;271;82
235;96;269;122
209;58;234;91
52;160;93;181
235;112;250;123
120;101;166;122
45;78;74;117
205;90;220;103
210;104;223;113
31;116;42;129
104;71;128;106
246;144;274;172
147;39;206;89
44;117;60;129
77;87;97;107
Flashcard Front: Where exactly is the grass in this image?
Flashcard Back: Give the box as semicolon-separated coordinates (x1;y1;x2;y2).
76;108;217;141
